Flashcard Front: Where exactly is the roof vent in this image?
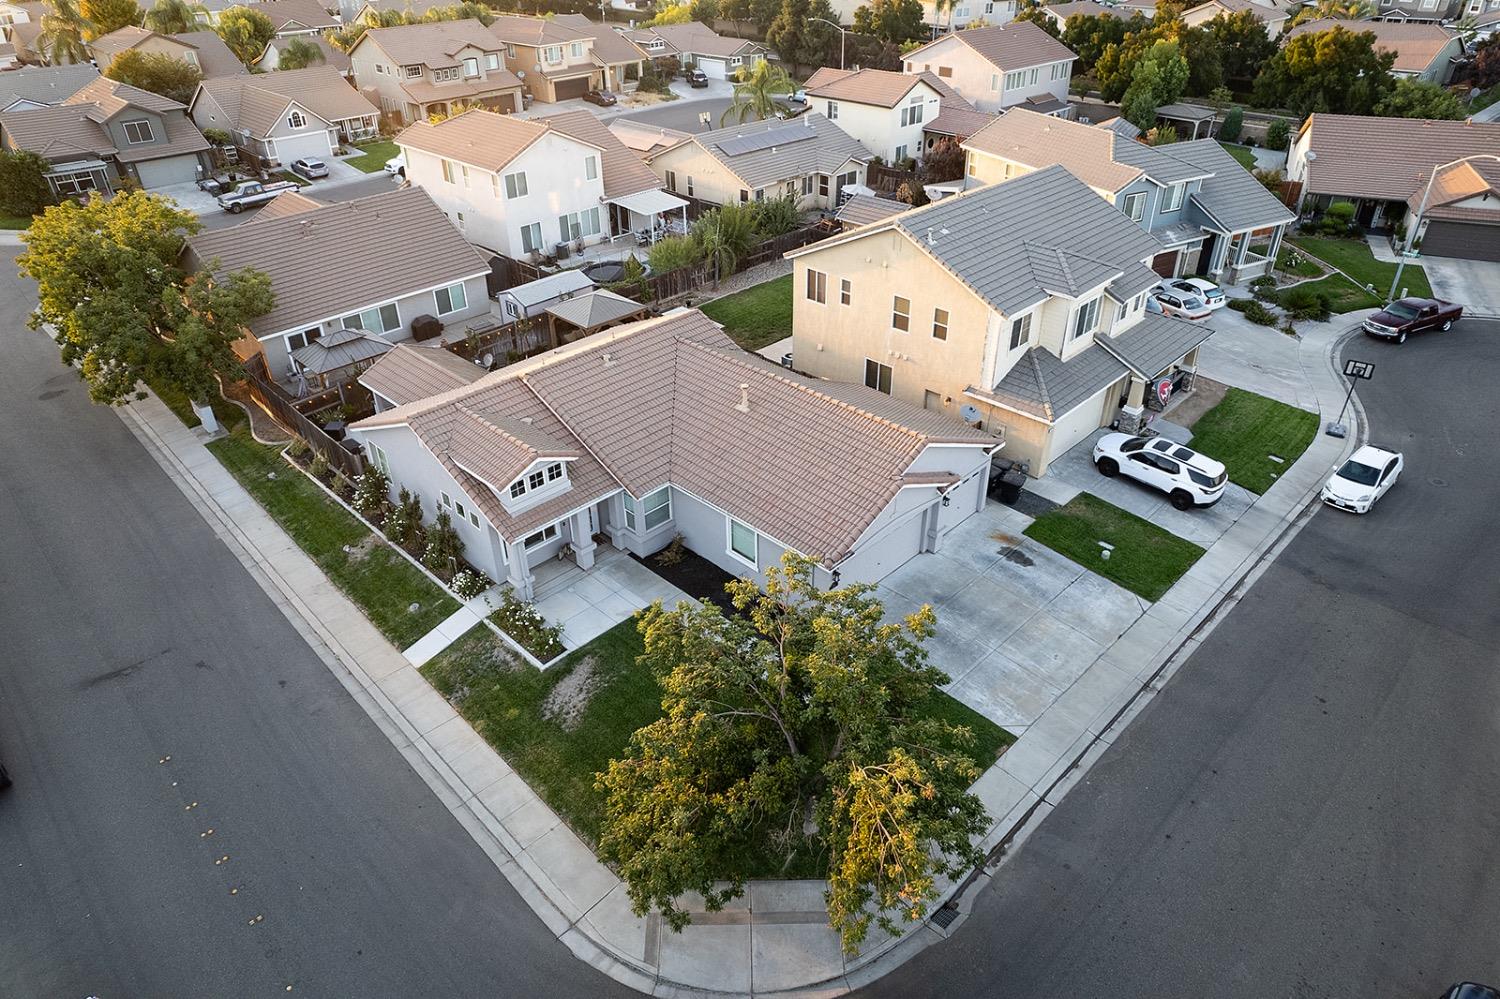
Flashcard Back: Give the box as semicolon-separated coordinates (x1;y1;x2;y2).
926;227;936;245
520;416;534;425
602;351;614;367
734;382;750;413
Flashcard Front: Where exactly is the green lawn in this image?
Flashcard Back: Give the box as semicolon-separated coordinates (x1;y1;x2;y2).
0;215;30;229
1290;235;1433;300
1274;245;1325;278
1186;387;1319;495
423;615;1013;873
148;379;246;433
1217;142;1258;171
208;428;459;648
699;273;793;351
346;140;399;173
1273;274;1382;314
1025;494;1205;602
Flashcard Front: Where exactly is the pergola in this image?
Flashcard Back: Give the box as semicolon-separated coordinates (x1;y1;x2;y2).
289;328;393;397
1154;103;1217;140
544;289;651;346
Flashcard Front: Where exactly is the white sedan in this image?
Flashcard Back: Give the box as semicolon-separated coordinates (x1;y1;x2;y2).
384;152;405;176
1169;277;1226;310
1320;444;1404;514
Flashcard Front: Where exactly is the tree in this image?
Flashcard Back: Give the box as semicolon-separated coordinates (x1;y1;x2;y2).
0;150;55;216
142;0;204;33
844;32;902;70
918;136;965;183
647;1;694;24
1289;0;1376;26
1218;104;1243;142
1374;78;1467;120
595;555;989;954
691;202;756;282
1474;36;1500;90
36;0;94;65
1252;26;1395;116
17;191;273;407
215;5;275;63
275;35;326;69
720;59;795;124
80;0;140;39
1061;11;1134;72
104;48;203;103
767;0;839;70
852;0;925;44
689;0;721;20
1094;28;1155;101
1177;24;1221;96
1264;117;1289;151
1119;38;1188;128
1204;9;1274;85
1146;123;1178;145
1012;0;1060;38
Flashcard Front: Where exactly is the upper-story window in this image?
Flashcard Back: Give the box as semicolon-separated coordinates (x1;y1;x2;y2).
287;109;306;128
544;45;562;63
434;67;460;82
441;158;456;184
825;100;838;120
462;57;478;77
508;462;566;500
570;41;583;58
1004;69;1023;89
1009;312;1032;349
990;73;999;91
1162;183;1185;212
506;44;516;57
485;52;499;69
122;119;155;144
1071;297;1101;340
504;170;527;198
585;154;598;181
900;95;923;126
1051;62;1066;80
1122;191;1146;222
805;268;827;303
932;307;949;341
892;295;911;332
404;64;422;78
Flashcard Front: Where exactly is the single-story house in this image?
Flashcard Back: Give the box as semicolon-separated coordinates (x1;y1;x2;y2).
0;62;99;112
183;186;492;379
1283;18;1465;83
190;65;379;167
901;21;1078;116
497;269;596;322
608;118;691;158
1287;113;1500;260
1180;0;1290;32
624;21;768;80
1039;0;1135;28
348;308;1000;598
89;26;247;78
0;76;212;192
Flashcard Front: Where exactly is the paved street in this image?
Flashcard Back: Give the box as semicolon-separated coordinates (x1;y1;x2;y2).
0;268;629;997
858;319;1500;996
616;96;796;133
194;172;401;231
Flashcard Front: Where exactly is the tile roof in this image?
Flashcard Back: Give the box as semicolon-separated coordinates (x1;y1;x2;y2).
255;0;340;33
1414;159;1500;222
195;65;377;136
1183;0;1288;22
1297;113;1500;201
1284;18;1459;75
983;342;1128;421
1094;313;1216;379
662;113;868;190
167;30;247;77
906;20;1078;72
836;193;910;226
964;108;1211;191
924;104;996;138
112;106;211;162
804;67;972;108
0;64;100;109
1095;116;1141;139
353;310;994;558
394;110;550;173
1046;0;1132;20
552;14;649;66
183;186;489;338
0;102;115;160
1166;137;1296;233
544;288;647;329
87;25;158;65
399;72;523;103
257;35;350;73
250;189;323;221
65;75;183;115
608;118;690;155
634;21;763;58
439;404;582;489
361;18;505;67
361;342;484;405
486;13;591;46
536;109;662;198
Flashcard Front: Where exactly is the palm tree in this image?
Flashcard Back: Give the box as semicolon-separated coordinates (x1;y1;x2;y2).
276;36;326;70
693;204;756;285
142;0;205;34
37;0;94;65
719;61;796;125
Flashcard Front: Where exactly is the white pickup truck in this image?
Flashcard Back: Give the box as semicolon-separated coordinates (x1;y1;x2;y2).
216;179;299;213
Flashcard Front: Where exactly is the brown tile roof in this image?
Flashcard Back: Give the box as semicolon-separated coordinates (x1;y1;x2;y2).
906;20;1077;73
361;18;505;68
183;186;489;339
924;105;995;139
0;102;115;159
552;14;649;66
257;35;350;73
361;342;484;406
255;0;340;33
804;67;975;109
608;118;690;155
1184;0;1289;23
1284;18;1459;75
65;75;183;115
1411;159;1500;222
1046;1;1131;21
486;13;591;46
195;65;377;136
88;25;160;65
395;109;550;169
168;30;248;77
398;72;523;103
353;311;994;559
250;189;324;221
438;405;582;489
536;109;661;198
638;21;761;58
1298;113;1500;201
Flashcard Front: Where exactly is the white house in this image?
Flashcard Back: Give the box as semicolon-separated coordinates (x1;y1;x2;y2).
190;65;379;166
802;66;975;165
902;21;1078;115
623;21;768;79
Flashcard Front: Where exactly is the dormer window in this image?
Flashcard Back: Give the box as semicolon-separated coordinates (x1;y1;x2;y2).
122;119;155;144
462;57;478;77
508;461;565;500
287;110;306;129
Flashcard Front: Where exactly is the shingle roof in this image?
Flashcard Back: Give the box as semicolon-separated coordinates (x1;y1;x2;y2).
255;0;340;33
1284;18;1459;75
544;289;647;329
353;311;994;558
836;193;910;226
1297;113;1500;201
1167;138;1296;233
195;65;377;136
906;20;1078;73
183;186;489;338
965;108;1211;191
361;18;505;67
0;64;100;110
290;327;394;374
361;342;484;406
924;105;996;139
1094;313;1216;379
665;114;868;190
983;342;1128;420
552;14;648;66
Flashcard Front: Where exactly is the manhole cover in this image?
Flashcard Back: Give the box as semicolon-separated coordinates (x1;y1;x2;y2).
1430;477;1447;487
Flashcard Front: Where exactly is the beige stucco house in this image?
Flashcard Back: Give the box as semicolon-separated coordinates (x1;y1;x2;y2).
802;66;975;166
190;65;379;167
349;19;525;123
901;21;1077;116
488;14;606;104
89;26;247;78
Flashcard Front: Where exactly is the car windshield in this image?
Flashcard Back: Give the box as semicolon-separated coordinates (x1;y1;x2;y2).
1384;301;1419;321
1119;437;1148;453
1182;294;1207;309
1337;460;1381;486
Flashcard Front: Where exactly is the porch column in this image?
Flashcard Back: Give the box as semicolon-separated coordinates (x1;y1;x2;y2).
1267;224;1285;265
1233;232;1250;267
1118;375;1148;434
504;538;534;601
607;494;629;550
923;505;943;553
570;509;597;570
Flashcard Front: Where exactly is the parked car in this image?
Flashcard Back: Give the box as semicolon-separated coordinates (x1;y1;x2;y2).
685;68;708;87
384;153;405;176
1169;277;1225;310
1320;443;1403;514
291;157;328;179
1094;433;1227;509
1442;985;1500;999
1362;296;1462;343
790;89;808;103
583;89;618;106
215;179;299;213
1150;283;1213;321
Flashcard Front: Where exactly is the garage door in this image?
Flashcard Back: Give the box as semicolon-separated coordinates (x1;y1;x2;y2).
1048;382;1120;469
1421;221;1500;263
698;58;728;79
134;155;201;189
1151;250;1179;277
553;75;591;100
270;130;334;166
848;510;925;584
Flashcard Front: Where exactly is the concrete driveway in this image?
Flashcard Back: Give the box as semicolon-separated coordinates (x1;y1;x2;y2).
879;502;1147;734
1420;255;1500;318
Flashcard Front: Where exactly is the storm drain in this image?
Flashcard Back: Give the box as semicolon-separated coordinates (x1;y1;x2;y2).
930;905;960;929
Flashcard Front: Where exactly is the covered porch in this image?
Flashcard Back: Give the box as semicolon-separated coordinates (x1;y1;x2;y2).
334;114;380;145
606;187;691;247
46;158;114;197
1205;223;1286;284
1095;314;1218;436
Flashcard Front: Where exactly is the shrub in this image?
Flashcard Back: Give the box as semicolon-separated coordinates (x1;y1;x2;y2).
490;591;566;661
422;511;464;580
1248;274;1279;301
1228;298;1279;326
286;438;309;460
750;194;800;238
1219;105;1243;143
1264;118;1290;151
309;452;329;481
647;234;702;274
352;467;390;520
383;487;425;552
1278;285;1332;322
449;568;493;601
655;533;688;566
1320;201;1357;236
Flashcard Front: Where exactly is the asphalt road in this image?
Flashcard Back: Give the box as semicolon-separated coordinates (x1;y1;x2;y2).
0;267;631;997
195;173;400;231
859;318;1500;997
615;96;797;133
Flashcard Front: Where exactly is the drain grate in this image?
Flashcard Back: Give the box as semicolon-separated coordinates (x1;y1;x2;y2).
930;905;960;929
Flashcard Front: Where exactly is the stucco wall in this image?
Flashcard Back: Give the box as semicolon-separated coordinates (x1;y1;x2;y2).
813;86;938;163
904;35;1071;114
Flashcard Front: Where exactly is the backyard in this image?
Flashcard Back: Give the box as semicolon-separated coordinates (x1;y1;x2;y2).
1025;493;1205;602
699;273;793;351
1217;142;1258;171
345;140;400;174
1187;387;1319;495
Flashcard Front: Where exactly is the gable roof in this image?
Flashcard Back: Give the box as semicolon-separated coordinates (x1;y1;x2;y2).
905;21;1078;73
353;310;994;559
1045;1;1133;21
1165;138;1296;232
804;67;974;109
536;109;661;198
1416;159;1500;222
0;102;117;159
0;63;100;110
1284;18;1459;75
632;21;762;58
1297;113;1500;200
551;14;649;66
608;118;690;155
655;113;868;190
486;12;592;46
924;104;996;139
836;193;910;227
65;75;184;116
1;87;209;163
396;108;551;170
183;186;489;338
255;0;340;33
359;18;504;66
256;34;351;73
361;342;485;406
1183;0;1288;23
167;30;247;77
194;65;376;136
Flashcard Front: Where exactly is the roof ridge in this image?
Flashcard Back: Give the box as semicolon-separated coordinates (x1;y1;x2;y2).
453;402;538;455
1027;349;1053;419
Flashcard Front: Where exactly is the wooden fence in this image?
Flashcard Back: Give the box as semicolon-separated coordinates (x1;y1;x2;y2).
242;354;365;480
444;319;553;364
865;163;919;196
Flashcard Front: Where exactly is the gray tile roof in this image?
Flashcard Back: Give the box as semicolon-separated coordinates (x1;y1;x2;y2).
1153;221;1208;248
1094;313;1216;379
672;114;868;190
544;288;646;329
290;328;393;374
984;343;1128;421
0;64;99;110
1168;138;1296;233
836;193;909;227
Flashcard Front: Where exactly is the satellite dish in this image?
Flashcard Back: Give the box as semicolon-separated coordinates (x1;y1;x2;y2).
1305;151;1317;160
959;404;982;424
480;352;494;369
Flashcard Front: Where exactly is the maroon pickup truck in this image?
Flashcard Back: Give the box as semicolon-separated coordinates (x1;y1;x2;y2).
1362;297;1463;343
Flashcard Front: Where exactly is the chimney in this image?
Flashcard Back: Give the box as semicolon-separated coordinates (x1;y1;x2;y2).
734;383;750;413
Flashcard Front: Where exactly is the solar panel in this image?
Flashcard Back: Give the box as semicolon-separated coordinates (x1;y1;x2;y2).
715;124;817;157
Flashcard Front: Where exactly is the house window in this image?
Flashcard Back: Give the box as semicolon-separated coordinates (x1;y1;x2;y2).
938;65;952;77
1122;191;1145;221
1009;312;1031;348
825;100;838;120
461;164;470;187
463;57;478;77
728;518;757;567
527;468;546;490
544;45;562;62
1071;297;1101;340
990;73;999;91
1004;70;1023;89
864;358;892;394
1162;183;1184;211
485;52;499;69
454;498;467;518
547;463;563;482
805;268;827;303
626;486;671;530
932;307;948;341
469;511;480;528
570;41;583;58
442;159;456;184
520;222;543;253
895;143;908;161
524;524;559;548
340;303;400;334
504;170;527;198
1051;62;1066;81
506;44;516;57
801;174;813;196
369;443;389;474
818;174;829;197
665;169;676;191
456;210;466;231
899;97;923;127
558;208;600;241
1027;67;1039;85
892;295;910;332
404;64;422;78
122;119;155;144
585;154;598;181
287;110;307;129
739;189;750;203
685;176;694;197
509;479;526;499
434;282;468;316
840;278;851;305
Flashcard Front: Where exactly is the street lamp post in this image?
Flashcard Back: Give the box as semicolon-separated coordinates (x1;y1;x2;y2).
1387;153;1500;302
808;16;848;71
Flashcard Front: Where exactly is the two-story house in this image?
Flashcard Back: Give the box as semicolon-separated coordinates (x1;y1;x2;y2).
349;19;525;122
822;0;1015;27
0;2;46;66
1180;0;1290;32
961;109;1295;283
190;65;379;167
183;186;491;380
786;165;1220;476
89;26;247;78
552;14;648;94
645;114;869;209
0;76;212;192
902;21;1077;116
488;14;604;103
624;21;768;80
397;107;685;260
254;0;341;38
1283;19;1465;83
1377;0;1463;22
802;66;975;165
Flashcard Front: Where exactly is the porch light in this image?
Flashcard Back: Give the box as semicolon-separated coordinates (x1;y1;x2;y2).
830;569;841;588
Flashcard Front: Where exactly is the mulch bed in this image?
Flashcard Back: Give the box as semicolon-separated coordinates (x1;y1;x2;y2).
632;546;737;615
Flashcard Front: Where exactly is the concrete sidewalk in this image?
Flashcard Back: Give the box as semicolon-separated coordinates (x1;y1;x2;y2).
112;314;1363;997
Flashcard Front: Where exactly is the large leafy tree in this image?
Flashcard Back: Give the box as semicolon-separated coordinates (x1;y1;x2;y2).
215;5;275;63
720;59;795;124
852;0;925;45
1474;35;1500;90
275;35;326;69
1374;78;1467;120
596;556;988;953
0;150;56;216
1176;24;1221;96
17;192;273;406
1204;9;1275;86
1119;38;1188;129
1012;0;1060;38
647;1;693;24
105;49;203;103
36;0;94;65
142;0;204;34
80;0;140;39
1252;25;1395;115
1289;0;1376;26
767;0;839;70
844;32;902;70
1061;11;1137;71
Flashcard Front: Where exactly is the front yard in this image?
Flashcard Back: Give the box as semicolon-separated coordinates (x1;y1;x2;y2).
1290;235;1434;300
0;215;30;229
1025;493;1205;602
1186;387;1319;495
345;140;400;174
699;273;793;351
1272;275;1382;314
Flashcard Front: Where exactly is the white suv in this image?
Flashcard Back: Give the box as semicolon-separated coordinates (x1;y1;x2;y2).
1093;433;1228;509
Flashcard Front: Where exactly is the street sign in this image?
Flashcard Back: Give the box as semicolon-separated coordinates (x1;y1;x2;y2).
1156;378;1173;406
1344;359;1375;380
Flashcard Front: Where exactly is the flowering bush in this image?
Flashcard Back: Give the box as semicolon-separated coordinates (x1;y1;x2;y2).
352;467;390;520
422;511;464;580
450;568;492;601
491;592;565;662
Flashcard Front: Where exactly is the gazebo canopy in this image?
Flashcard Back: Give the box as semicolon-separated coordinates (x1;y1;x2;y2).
291;328;394;375
544;289;648;331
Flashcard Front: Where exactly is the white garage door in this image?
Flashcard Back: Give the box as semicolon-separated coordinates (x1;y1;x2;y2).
698;57;729;79
1049;382;1121;468
134;155;201;189
270;130;334;166
847;509;925;584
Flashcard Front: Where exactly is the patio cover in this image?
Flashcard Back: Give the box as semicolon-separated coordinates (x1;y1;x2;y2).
608;187;689;217
291;328;393;375
545;289;647;330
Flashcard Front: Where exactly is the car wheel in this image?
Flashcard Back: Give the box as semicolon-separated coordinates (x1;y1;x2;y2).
229;203;243;213
1170;490;1194;511
1097;457;1119;477
1397;330;1407;344
1440;319;1452;332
